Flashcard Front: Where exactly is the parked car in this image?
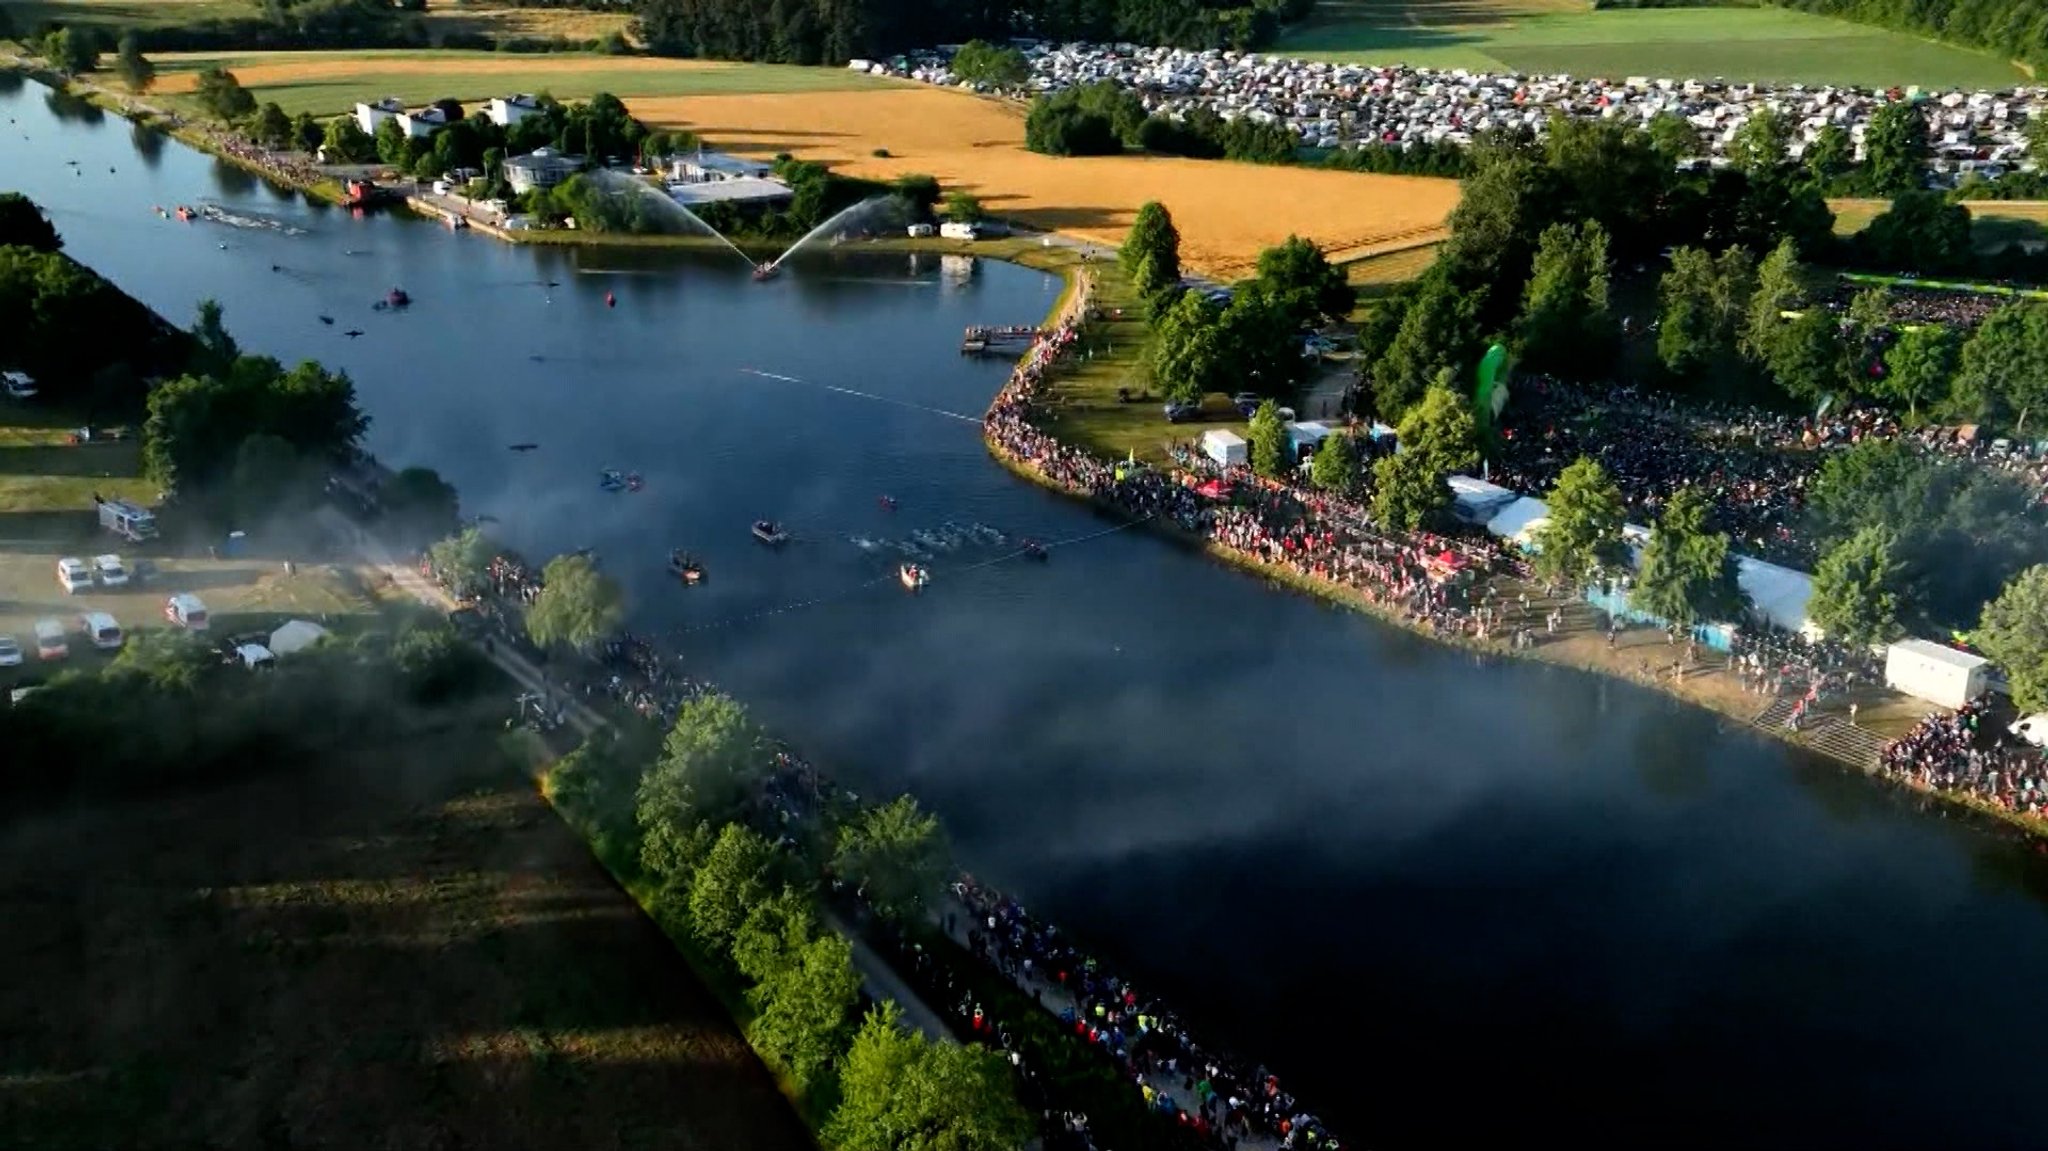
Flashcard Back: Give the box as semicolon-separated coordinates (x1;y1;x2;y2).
56;556;92;594
0;634;21;667
33;618;67;661
1164;401;1199;423
92;554;129;588
78;611;123;650
1232;392;1264;418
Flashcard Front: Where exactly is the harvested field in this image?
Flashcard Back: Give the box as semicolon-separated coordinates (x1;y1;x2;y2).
422;5;636;45
150;50;899;117
0;719;814;1151
632;88;1462;279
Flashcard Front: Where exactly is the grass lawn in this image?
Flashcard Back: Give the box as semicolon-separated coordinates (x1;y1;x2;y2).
0;717;814;1151
149;49;903;118
0;0;253;31
1275;0;2027;89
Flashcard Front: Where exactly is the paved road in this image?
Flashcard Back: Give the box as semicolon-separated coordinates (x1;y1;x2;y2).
317;505;958;1044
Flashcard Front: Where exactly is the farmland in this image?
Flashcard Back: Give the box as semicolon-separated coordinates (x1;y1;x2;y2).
1274;0;2027;89
1830;197;2048;248
0;0;635;44
0;716;815;1151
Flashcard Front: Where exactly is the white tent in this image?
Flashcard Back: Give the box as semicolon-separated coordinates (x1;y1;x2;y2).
1448;474;1517;526
1734;557;1817;638
1485;496;1550;545
268;619;329;656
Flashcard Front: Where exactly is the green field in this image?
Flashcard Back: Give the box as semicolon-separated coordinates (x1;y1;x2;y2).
148;50;900;118
1275;0;2027;89
1;0;253;31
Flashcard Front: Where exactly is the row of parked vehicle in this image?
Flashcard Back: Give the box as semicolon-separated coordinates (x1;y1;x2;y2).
56;554;132;592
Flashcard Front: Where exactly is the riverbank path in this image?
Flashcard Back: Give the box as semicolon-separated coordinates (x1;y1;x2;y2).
314;504;960;1044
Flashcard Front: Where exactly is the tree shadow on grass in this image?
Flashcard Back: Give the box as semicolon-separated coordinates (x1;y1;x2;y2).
0;443;145;481
0;509;101;549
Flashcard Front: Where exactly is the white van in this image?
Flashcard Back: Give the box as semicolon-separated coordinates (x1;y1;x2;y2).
78;611;123;650
164;593;209;630
93;554;129;587
34;618;68;661
56;556;92;593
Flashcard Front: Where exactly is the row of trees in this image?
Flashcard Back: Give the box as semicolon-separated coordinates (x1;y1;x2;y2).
1770;0;2048;73
634;0;1314;62
1025;81;1297;162
545;692;1031;1148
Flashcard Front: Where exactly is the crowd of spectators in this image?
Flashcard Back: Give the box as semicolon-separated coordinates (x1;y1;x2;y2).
1882;701;2048;818
1821;281;2014;329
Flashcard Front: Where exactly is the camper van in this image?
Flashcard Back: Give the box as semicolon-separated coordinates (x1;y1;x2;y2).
55;556;92;594
97;498;158;542
93;554;129;588
78;611;123;650
33;618;68;661
164;593;209;631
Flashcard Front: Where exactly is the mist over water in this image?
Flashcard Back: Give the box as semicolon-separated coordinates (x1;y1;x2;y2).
14;82;2048;1148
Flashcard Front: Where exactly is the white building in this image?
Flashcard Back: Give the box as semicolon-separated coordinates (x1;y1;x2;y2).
486;94;542;127
353;96;405;137
665;149;790;207
398;105;449;139
669;149;776;183
503;147;582;194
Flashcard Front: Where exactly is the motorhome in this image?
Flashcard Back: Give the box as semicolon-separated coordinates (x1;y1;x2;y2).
79;611;123;650
56;556;92;593
98;498;158;542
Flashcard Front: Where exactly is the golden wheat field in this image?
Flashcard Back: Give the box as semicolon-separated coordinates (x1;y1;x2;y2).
630;89;1461;278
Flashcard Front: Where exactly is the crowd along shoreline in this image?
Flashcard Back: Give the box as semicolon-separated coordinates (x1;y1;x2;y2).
981;266;2048;848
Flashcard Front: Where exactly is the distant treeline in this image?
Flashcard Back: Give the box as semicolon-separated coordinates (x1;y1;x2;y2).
634;0;1317;63
16;0;611;54
1767;0;2048;74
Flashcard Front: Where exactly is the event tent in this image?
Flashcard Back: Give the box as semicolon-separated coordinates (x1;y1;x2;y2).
1734;557;1817;638
269;619;330;656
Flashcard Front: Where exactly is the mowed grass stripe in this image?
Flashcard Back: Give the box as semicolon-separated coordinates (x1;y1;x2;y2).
150;51;903;117
1274;2;2025;89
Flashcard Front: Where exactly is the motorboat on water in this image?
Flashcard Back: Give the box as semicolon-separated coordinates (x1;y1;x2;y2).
600;469;627;492
1022;539;1049;562
668;550;705;584
753;520;789;546
899;563;929;590
752;263;778;281
374;287;411;311
878;495;898;511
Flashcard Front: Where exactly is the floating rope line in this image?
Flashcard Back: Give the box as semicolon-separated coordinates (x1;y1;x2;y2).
739;367;981;424
669;514;1154;635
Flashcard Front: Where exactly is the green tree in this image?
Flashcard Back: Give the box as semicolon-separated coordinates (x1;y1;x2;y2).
1514;219;1613;378
1727;107;1789;174
1803;123;1854;190
1864;99;1930;196
229;432;310;519
1120;201;1181;297
1808;526;1905;646
749;932;861;1091
1645;112;1699;164
941;189;982;223
1371;379;1477;531
193;67;255;121
1369;265;1485;418
249;101;293;149
891;173;940;218
826;1004;1033;1151
1148;289;1222;405
1630;486;1745;625
39;27;97;74
1657;246;1722;378
1309;431;1360;494
1533;457;1628;588
732;887;818;984
1252;234;1355;327
375;116;409;169
1952;301;2048;434
687;822;778;951
114;32;154;93
1248;399;1288;478
0;192;63;251
1977;565;2048;713
382;466;460;545
290;111;323;154
190;296;239;375
832;795;949;923
322;116;376;163
1856;190;1973;275
1215;284;1309;399
1742;237;1805;364
635;692;766;877
426;525;494;598
1766;308;1845;404
1879;324;1956;421
525;552;625;652
948;39;1029;87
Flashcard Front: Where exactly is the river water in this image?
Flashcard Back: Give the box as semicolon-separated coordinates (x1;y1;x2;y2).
9;77;2048;1149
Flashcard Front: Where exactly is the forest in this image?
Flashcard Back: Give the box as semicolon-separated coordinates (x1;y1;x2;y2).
1769;0;2048;73
633;0;1316;63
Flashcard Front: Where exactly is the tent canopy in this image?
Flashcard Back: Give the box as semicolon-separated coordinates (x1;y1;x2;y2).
1735;557;1815;636
1485;496;1550;543
268;619;329;656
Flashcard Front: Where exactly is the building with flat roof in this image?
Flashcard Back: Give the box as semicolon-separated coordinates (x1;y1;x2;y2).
486;94;543;127
354;96;405;137
669;149;775;183
666;177;794;208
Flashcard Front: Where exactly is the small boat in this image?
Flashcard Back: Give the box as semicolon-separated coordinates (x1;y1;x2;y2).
318;315;334;325
385;287;411;308
1022;539;1049;562
508;442;539;452
752;263;778;281
899;563;929;590
878;495;898;511
625;472;645;492
600;469;626;491
753;520;789;546
668;550;704;585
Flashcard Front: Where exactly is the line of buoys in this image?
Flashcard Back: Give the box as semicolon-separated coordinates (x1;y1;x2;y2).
738;368;980;424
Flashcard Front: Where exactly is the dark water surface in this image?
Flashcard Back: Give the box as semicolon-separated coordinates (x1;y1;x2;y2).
8;79;2048;1149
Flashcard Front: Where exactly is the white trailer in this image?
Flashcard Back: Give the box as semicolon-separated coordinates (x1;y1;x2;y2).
98;498;157;542
1200;429;1247;467
1884;639;1989;709
939;221;981;241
